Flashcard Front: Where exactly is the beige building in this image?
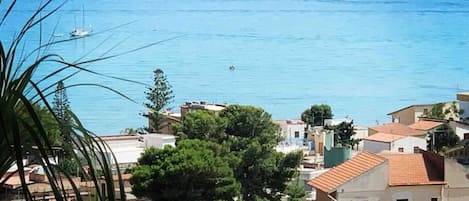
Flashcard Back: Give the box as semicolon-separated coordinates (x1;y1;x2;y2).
388;104;434;125
308;151;449;201
389;102;462;125
179;101;226;121
148;101;227;134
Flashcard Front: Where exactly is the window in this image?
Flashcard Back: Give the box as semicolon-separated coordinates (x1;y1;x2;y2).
398;147;404;152
294;131;300;138
423;108;428;114
464;133;469;140
396;199;408;201
431;198;438;201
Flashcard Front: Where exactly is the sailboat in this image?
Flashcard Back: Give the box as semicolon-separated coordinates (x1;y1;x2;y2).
70;5;92;37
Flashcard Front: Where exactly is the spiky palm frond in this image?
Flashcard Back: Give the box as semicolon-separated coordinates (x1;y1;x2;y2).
0;1;128;200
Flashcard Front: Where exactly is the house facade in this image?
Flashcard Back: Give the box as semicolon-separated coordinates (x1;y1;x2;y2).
457;92;469;121
100;134;177;172
308;151;447;201
388;104;434;125
444;158;469;201
274;119;307;145
363;132;426;153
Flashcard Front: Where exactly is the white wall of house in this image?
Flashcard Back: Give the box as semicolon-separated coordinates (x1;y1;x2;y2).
105;138;143;148
144;134;176;148
363;140;390;153
384;185;442;201
335;162;388;201
392;136;427;153
460;100;469;120
102;134;176;166
275;120;307;144
354;126;368;151
450;121;469;140
444;158;469;201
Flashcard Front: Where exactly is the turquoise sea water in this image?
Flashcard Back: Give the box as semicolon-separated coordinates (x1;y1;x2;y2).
3;0;469;134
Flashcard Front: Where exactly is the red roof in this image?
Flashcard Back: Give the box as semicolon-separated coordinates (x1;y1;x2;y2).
308;152;445;192
307;152;386;193
382;153;445;186
408;120;443;131
364;132;406;143
370;123;425;136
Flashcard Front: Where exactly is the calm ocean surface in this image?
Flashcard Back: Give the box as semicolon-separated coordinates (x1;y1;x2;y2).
3;0;469;134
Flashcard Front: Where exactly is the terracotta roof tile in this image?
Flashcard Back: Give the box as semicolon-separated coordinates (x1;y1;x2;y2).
364;132;406;143
381;153;445;186
307;152;386;193
408;121;443;131
370;123;425;136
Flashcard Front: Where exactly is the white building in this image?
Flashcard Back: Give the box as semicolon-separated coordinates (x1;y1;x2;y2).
100;134;177;171
273;119;307;145
363;132;426;153
457;92;469;121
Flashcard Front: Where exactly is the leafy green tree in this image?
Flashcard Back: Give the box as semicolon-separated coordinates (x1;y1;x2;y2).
178;110;228;142
445;101;464;120
219;105;301;201
236;143;302;201
220;105;280;145
329;121;359;148
131;139;240;201
19;104;61;146
52;81;73;145
144;68;174;132
424;103;446;119
138;105;303;201
301;104;333;127
427;124;460;153
284;176;306;201
57;158;80;177
424;102;464;120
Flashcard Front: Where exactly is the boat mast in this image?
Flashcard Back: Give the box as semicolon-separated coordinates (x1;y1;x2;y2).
82;4;85;29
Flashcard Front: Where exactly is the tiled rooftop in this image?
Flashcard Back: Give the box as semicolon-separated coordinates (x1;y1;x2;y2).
307;152;386;193
381;153;445;186
364;132;406;143
370;123;425;136
408;120;443;131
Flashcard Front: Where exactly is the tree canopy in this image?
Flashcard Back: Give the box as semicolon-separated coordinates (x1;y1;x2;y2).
427;124;460;153
52;81;73;146
130;139;240;201
144;68;174;132
301;104;333;127
178;110;227;142
133;105;303;201
424;102;464;120
327;121;360;149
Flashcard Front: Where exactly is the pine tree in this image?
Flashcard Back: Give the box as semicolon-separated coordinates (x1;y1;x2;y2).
52;81;72;145
144;69;174;132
